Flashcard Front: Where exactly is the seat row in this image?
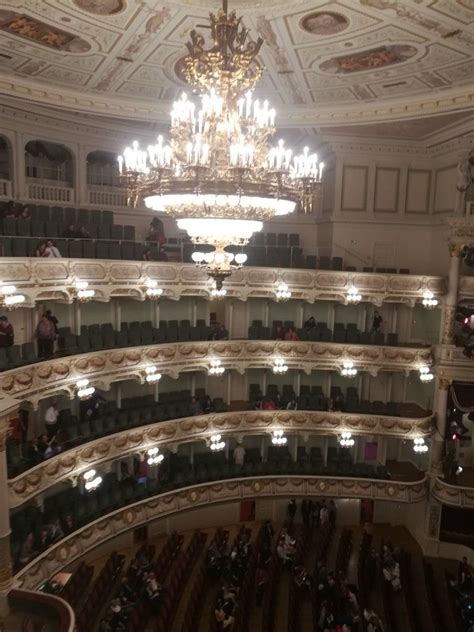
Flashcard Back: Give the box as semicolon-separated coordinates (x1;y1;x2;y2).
0;202;114;225
0;217;135;240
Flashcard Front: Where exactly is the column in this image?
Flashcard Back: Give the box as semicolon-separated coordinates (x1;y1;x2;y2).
76;144;88;206
226;372;232;406
14;132;26;200
115;383;122;408
441;243;463;345
431;378;450;473
295;372;301;396
263;301;269;328
73;301;81;336
191;374;196;397
328;303;336;332
391;305;398;334
227;301;234;339
112;299;122;331
322;437;329;466
0;405;19;616
297;302;304;329
152;301;160;328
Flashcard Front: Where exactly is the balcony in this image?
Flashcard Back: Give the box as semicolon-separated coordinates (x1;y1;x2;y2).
0;340;433;411
0;258;445;306
8;408;434;507
432;475;474;509
435;345;474;381
14;473;428;590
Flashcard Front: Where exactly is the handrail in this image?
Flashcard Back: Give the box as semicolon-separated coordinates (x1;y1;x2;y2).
9;588;75;632
14;473;428;590
0;340;434;410
432;476;474;508
8;408;435;507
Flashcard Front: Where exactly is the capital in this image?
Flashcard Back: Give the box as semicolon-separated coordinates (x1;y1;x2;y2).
448;242;464;257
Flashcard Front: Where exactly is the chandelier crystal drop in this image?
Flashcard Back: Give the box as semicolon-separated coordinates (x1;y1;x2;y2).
118;1;324;285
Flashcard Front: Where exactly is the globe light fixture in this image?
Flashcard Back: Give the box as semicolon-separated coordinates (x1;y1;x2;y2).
339;432;355;447
118;2;324;288
272;358;288;375
192;247;247;291
210;434;225;451
145;279;164;299
145;366;162;383
75;281;95;302
76;378;95;400
209;359;225;376
419;366;434;382
346;286;362;304
275;283;291;302
422;290;438;309
0;284;25;309
272;430;287;446
83;469;102;491
341;360;357;378
413;437;428;453
147;447;164;465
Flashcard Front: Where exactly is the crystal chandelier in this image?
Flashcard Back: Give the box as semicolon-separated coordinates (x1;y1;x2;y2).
118;2;323;284
271;430;287;446
210;434;226;451
419;366;434;382
192;247;247;290
422;290;438;309
413;438;428;453
341;360;357;378
272;358;288;375
339;432;355;448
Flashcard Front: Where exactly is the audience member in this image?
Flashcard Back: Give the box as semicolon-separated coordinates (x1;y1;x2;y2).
62;224;80;238
286;398;297;410
273;325;285;340
44;401;59;437
287;499;297;524
210;323;229;340
233;443;246;467
43;239;62;257
458;556;472;591
2;200;16;219
262;398;276;411
285;327;299;341
371;310;383;333
16;205;30;220
79;226;90;239
36;313;56;358
35;242;47;257
45;309;59;337
146;217;165;244
304;316;316;330
0;315;14;348
190;396;202;416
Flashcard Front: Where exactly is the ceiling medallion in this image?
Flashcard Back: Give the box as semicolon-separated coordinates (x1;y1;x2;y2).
301;11;349;36
118;0;324;290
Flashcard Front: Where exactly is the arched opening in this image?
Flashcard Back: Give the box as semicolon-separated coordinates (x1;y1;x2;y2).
87;150;120;188
25;140;74;186
0;136;11;181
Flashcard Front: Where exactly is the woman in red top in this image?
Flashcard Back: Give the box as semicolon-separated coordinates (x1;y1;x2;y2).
285;327;299;341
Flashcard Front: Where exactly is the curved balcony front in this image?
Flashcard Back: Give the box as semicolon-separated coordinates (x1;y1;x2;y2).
432;477;474;508
8;408;435;507
0;258;445;305
15;473;428;590
0;340;434;411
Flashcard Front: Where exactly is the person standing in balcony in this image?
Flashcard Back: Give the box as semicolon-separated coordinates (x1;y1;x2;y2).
233;442;246;467
147;217;165;245
35;312;56;358
0;315;14;348
44;401;59;438
371;310;383;334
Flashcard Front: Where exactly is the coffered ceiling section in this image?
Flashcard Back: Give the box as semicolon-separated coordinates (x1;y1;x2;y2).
0;0;472;125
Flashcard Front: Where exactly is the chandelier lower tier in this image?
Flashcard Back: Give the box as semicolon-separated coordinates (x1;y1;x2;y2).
118;1;324;272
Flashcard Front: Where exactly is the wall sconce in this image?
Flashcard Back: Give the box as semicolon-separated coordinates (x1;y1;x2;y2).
413;437;428;453
210;282;227;299
0;284;25;309
341;360;357;378
272;358;288;375
145;366;162;383
83;469;102;491
272;429;287;446
275;283;291;302
75;281;95;302
419;366;434;382
76;378;95;399
210;434;225;451
339;431;355;447
422;291;438;309
147;447;164;465
209;359;225;376
346;286;362;304
145;279;163;299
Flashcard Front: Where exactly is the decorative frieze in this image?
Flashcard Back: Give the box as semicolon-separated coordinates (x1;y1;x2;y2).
15;474;428;590
0;259;445;306
0;341;434;411
8;409;434;507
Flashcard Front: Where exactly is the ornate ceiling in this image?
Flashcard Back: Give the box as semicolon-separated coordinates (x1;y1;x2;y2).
0;0;472;126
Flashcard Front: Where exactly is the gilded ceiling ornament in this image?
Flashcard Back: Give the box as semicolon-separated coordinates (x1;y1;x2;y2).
301;11;349;35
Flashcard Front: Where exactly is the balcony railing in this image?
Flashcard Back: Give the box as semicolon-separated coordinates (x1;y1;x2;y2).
9;589;75;632
14;473;428;590
27;183;74;203
0;258;446;307
8;409;435;507
432;477;474;508
0;340;433;412
0;177;12;197
88;189;127;207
